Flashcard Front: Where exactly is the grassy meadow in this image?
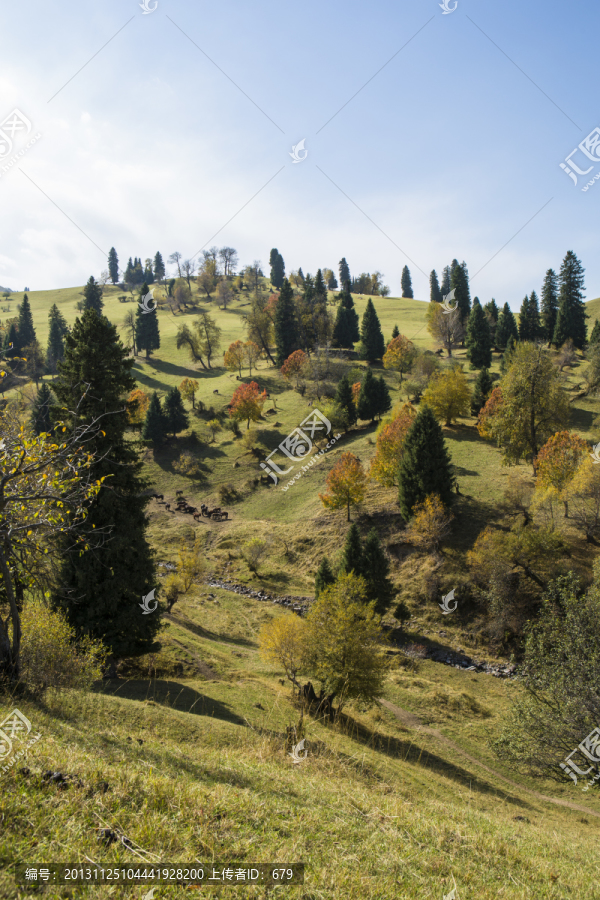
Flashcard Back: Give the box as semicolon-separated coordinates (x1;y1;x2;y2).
2;281;600;898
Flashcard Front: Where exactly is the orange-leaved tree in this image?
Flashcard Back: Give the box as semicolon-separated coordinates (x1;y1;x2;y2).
383;334;416;382
126;388;151;431
280;349;307;388
369;403;416;487
224;339;245;377
534;430;588;517
229;381;268;429
319;452;367;521
405;493;454;554
477;386;503;440
352;382;361;406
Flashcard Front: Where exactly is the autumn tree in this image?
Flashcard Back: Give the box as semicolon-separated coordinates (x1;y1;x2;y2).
229;381;267;429
383;334;416;382
369;403;417;486
126;388;151;431
246;293;276;365
216;278;234;309
426;303;465;357
179;377;200;409
176;313;222;369
244;340;261;376
568;459;600;543
405;493;454;554
534;431;587;517
259;613;306;692
422;366;471;426
280;349;307;388
224;339;245;377
197;256;219;298
319;452;367;521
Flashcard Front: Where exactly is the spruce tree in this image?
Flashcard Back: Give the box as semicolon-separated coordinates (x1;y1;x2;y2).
46;315;65;374
124;258;134;283
359;298;385;363
471;367;493;414
30;382;54;434
269;249;285;288
440;265;451;298
401;266;414;298
339;523;363;576
332;304;355;349
163;386;189;438
153;251;166;283
326;270;338;290
590;320;600;346
4;322;19;356
135;283;160;359
274;278;299;365
339;285;360;343
335;374;357;426
357;367;379;422
541;268;559;345
17;293;36;348
48;303;69;336
51;308;160;661
484;298;499;322
500;334;517;375
529;290;542;340
518;295;531;341
398;406;454;518
373;375;392;420
556;250;587;349
315;557;335;597
552;298;573;349
430;270;442;303
143;392;168;444
143;261;154;284
495;303;519;350
450;260;471;321
465;298;492;368
339;258;350;289
82;276;104;314
391;324;400;339
108;247;119;284
361;529;394;613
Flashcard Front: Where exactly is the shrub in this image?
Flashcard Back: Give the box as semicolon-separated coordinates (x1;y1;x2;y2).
218;482;240;503
243;538;270;573
173;450;204;478
19;603;107;696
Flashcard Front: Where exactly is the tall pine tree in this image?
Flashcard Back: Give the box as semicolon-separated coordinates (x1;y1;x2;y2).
430;270;442;303
541;268;558;346
440;266;451;298
398;406;454;518
143;392;168;444
554;250;587;349
471;367;493;414
269;249;285;289
339;285;359;343
315;557;335;597
163;386;189;438
339;522;363;576
153;251;166;283
17;293;36;348
274;278;299;365
335;374;357;426
82;276;104;314
135;283;160;359
465;298;492;368
108;247;119;284
46;315;65;374
590;320;600;346
332;304;356;349
450;260;471;322
30;382;54;434
495;303;519;350
401;266;414;298
361;528;394;613
51;309;160;662
359;298;385;363
339;257;350;289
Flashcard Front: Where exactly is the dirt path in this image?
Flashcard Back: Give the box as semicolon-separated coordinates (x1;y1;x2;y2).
378;698;600;818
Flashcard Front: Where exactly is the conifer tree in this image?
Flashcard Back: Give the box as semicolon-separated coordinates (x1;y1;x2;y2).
398;406;454;518
143;391;168;444
274;278;299;365
373;375;392;420
499;334;517;375
17;293;36;348
339;257;350;288
339;285;360;343
46;315;65;374
124;258;134;283
450;260;471;321
332;304;356;349
361;529;394;613
495;302;519;350
430;270;442;303
401;266;413;298
3;322;19;356
30;382;54;434
51;308;160;662
391;324;400;339
153;251;166;283
269;249;285;289
555;250;587;349
440;266;451;298
484;298;499;322
339;522;363;576
48;303;69;336
471;367;493;415
357;367;379;422
135;283;160;359
590;320;600;346
466;298;492;368
335;374;357;426
108;247;119;284
326;270;338;290
82;276;104;314
541;268;558;345
359;298;385;362
163;386;189;438
518;295;531;341
315;557;335;597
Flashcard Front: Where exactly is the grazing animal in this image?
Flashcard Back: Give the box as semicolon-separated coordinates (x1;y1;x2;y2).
156;493;164;501
213;389;219;394
165;503;171;511
193;512;202;521
176;490;184;497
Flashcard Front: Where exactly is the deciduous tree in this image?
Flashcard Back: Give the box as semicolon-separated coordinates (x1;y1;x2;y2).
422;365;471;426
405;493;453;554
534;431;587;517
229;381;267;429
383;334;416;382
319;452;367;521
280;349;307;388
369;403;417;487
179;377;200;409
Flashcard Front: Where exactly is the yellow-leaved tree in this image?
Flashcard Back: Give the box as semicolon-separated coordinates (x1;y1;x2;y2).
319;452;367;521
534;430;588;518
405;493;454;554
369;403;416;487
422;366;471;426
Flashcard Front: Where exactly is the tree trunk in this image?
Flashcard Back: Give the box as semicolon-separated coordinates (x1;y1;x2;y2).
0;545;21;679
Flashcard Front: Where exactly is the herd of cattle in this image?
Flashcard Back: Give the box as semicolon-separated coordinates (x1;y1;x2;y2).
151;491;229;522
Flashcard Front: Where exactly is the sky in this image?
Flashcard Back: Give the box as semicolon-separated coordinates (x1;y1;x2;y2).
0;0;599;307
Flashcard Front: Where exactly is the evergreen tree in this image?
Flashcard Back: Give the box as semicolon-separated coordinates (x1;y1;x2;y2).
465;298;492;368
359;298;385;363
326;270;338;290
315;557;335;597
555;250;587;349
3;322;19;356
153;251;166;283
590;320;600;346
143;391;168;444
450;260;471;321
518;295;531;341
163;386;189;438
143;261;154;284
401;266;414;298
391;324;400;339
269;249;285;288
398;406;454;519
339;285;360;343
430;270;442;303
541;268;559;345
495;302;519;350
135;283;160;359
108;247;119;284
30;382;54;435
335;374;357;426
499;334;517;375
361;528;394;613
51;308;160;661
357;367;379;422
82;276;104;314
373;375;392;420
17;293;36;348
552;298;573;349
48;303;69;336
46;314;65;374
440;265;451;298
332;304;356;349
124;257;134;283
274;278;300;365
484;298;499;322
529;290;542;340
339;257;350;288
471;367;493;415
339;522;363;576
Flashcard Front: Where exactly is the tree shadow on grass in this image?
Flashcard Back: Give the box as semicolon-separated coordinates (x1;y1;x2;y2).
167;613;256;649
94;678;247;725
569;402;596;432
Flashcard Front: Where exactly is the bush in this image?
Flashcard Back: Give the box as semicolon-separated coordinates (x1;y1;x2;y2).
173;450;204;478
218;482;240;504
19;603;107;696
225;418;242;438
243;538;270;573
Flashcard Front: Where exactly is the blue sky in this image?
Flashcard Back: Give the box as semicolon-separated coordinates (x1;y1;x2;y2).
1;0;599;307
